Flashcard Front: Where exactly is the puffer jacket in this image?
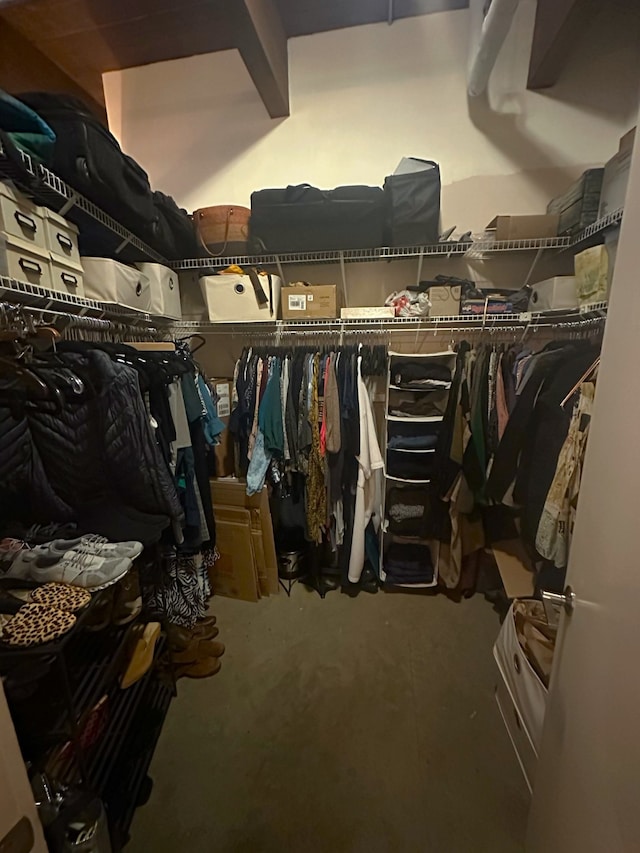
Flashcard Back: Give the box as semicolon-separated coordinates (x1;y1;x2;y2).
0;350;184;533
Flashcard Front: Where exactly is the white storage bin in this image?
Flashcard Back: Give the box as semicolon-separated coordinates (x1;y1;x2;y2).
493;601;548;751
43;208;81;267
528;276;577;312
50;258;84;297
199;273;281;322
494;674;537;792
0;234;52;290
0;182;47;250
135;262;182;319
81;257;151;311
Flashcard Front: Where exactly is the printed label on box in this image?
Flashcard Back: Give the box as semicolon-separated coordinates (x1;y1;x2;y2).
288;294;306;310
216;381;231;417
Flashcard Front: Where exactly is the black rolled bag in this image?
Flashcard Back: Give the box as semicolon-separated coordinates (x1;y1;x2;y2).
384;158;441;246
17;92;156;235
146;191;198;260
250;183;385;253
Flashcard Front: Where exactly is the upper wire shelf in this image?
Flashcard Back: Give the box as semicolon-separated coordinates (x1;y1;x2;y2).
0;143;167;264
170;209;624;270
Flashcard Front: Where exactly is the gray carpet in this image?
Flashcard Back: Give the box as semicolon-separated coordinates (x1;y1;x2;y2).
129;586;528;852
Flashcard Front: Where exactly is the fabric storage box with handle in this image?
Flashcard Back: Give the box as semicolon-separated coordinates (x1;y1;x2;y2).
493;600;550;751
193;205;250;256
200;272;281;322
135;262;182;319
43;208;84;296
81;257;151;310
0;233;52;289
528;276;577;312
384;158;441;246
250;184;385;252
0;181;47;250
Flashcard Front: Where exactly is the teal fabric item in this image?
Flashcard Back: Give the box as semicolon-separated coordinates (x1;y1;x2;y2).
258;358;284;457
0;90;56;163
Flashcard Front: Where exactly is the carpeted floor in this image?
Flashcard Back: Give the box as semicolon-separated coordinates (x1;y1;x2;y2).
128;585;528;852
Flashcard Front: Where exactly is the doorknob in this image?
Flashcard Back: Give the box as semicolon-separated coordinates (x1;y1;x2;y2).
541;585;575;626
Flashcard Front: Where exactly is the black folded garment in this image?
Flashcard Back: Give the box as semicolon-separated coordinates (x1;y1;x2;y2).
387;452;435;480
385;542;434;583
392;361;452;386
389;388;448;418
387;434;439;450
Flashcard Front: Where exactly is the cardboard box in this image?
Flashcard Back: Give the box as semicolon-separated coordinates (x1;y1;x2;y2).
598;146;632;218
341;306;395;319
210;378;234;478
281;284;338;319
428;284;461;317
210;514;260;602
485;214;559;241
619;126;636;154
210;479;279;596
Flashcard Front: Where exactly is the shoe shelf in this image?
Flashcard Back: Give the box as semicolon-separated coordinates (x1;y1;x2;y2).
104;678;173;851
169;208;623;271
0;142;167;264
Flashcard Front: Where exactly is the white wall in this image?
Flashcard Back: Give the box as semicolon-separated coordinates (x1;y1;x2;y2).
104;1;640;234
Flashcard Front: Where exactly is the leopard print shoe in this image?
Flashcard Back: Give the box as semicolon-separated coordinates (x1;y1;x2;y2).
3;604;76;647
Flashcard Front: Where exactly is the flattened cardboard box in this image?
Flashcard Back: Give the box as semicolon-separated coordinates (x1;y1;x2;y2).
485;214;559;241
210;513;260;602
210;480;278;595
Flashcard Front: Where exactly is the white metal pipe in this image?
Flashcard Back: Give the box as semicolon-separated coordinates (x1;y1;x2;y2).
468;0;522;98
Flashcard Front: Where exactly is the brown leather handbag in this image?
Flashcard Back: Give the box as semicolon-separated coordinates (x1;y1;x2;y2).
193;205;251;256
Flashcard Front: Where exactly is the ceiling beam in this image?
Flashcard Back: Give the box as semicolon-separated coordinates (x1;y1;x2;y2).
231;0;290;118
527;0;595;89
0;18;107;121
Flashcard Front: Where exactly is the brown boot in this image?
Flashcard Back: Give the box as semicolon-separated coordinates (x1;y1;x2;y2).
167;623;218;652
175;657;221;679
171;638;225;665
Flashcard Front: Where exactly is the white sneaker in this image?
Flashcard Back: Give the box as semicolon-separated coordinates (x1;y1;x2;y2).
27;549;132;591
47;536;144;561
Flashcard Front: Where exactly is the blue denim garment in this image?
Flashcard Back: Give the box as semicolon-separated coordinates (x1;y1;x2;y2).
197;374;225;446
246;430;272;496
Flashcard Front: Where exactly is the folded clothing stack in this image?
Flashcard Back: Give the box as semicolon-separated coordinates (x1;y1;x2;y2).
387;451;435;481
389;388;448;418
387;434;439;450
391;361;452;388
384;541;434;585
387;487;430;537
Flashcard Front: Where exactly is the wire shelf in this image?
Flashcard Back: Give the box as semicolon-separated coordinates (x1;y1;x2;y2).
170;209;623;270
171;302;608;336
0;276;175;328
0;143;167;264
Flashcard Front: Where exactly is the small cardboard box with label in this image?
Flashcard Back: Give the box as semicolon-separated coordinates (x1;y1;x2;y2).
210;378;234;478
282;284;339;319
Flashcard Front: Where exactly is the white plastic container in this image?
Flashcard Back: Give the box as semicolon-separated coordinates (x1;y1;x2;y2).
199;273;281;322
528;276;577;312
135;262;182;318
81;257;151;310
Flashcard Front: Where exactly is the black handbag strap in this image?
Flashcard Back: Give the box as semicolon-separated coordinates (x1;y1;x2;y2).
247;268;269;307
0;129;41;192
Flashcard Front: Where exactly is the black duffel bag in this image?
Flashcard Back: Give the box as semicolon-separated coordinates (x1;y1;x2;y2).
146;191;198;260
18;92;156;236
384;158;441;246
250;184;385;253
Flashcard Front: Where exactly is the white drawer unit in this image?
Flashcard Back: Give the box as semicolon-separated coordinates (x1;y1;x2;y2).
50;257;84;296
43;208;81;267
135;262;182;319
495;673;537;793
200;273;281;322
0;233;52;290
0;181;47;250
81;257;151;311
